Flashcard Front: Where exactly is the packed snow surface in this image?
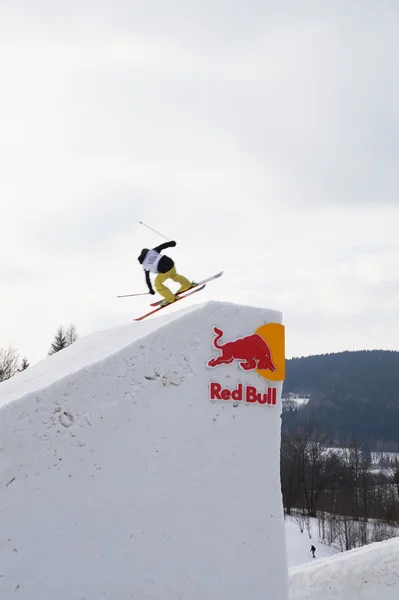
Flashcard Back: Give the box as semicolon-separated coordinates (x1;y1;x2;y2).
284;516;339;567
1;299;397;599
0;300;288;600
289;536;399;600
285;515;399;598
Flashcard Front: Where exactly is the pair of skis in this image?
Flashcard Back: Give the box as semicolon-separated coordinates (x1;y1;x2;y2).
134;284;205;321
125;271;223;321
148;271;222;306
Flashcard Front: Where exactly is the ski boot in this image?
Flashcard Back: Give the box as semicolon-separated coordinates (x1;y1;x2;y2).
160;297;176;307
178;281;197;296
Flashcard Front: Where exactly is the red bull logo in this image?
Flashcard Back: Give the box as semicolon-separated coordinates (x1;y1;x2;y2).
208;323;285;380
207;322;285;405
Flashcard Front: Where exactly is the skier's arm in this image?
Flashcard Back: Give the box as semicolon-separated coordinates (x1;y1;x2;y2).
153;240;176;253
145;271;155;294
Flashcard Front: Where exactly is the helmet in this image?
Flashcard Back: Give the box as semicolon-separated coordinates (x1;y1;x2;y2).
138;248;149;263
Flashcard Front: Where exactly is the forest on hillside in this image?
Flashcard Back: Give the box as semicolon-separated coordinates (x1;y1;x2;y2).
281;350;399;451
280;423;399;551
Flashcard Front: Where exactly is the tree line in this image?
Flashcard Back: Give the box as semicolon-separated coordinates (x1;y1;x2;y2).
281;422;399;551
0;323;79;383
282;350;399;451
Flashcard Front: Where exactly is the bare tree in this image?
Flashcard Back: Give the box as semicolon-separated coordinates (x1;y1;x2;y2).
281;426;399;550
336;514;357;551
381;485;398;524
388;458;399;498
338;437;373;522
299;425;337;517
294;511;305;533
280;431;303;515
65;324;78;346
0;346;19;382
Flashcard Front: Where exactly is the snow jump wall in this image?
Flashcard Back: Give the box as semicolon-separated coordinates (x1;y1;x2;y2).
0;300;288;600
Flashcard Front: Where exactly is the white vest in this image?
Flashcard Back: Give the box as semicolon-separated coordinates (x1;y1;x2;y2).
142;249;162;273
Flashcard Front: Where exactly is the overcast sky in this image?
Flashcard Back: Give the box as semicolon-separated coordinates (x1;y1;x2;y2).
1;1;399;365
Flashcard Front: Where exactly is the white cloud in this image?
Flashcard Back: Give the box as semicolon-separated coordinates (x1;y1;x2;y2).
0;1;398;365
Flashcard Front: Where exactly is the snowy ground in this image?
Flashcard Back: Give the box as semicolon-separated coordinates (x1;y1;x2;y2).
282;394;310;409
284;515;339;568
284;510;399;599
289;537;399;600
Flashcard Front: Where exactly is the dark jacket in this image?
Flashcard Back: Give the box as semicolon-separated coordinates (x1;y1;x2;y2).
138;241;176;293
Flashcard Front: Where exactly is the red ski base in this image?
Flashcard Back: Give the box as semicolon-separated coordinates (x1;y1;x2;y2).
134;284;206;321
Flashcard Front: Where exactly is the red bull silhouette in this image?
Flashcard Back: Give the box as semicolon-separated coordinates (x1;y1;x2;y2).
208;327;277;372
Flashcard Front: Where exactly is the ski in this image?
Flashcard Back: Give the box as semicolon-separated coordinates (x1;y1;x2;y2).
149;271;223;306
134;284;206;321
118;271;223;301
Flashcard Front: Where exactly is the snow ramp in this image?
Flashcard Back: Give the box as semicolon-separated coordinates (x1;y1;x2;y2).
289;537;399;600
0;300;288;600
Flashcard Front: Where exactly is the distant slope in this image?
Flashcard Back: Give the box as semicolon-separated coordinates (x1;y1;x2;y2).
282;350;399;450
284;516;338;568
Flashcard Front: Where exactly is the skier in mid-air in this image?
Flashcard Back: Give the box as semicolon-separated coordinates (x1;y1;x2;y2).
138;240;196;306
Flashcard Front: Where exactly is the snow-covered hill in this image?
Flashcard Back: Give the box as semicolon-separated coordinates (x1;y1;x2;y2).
289;536;399;600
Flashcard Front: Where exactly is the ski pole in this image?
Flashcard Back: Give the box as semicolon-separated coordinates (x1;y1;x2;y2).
117;292;151;298
138;221;170;241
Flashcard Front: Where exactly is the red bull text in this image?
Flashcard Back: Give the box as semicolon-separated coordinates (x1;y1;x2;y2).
207;324;285;405
210;382;277;405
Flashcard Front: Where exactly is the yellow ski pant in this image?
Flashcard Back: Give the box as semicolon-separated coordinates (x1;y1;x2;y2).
154;267;191;303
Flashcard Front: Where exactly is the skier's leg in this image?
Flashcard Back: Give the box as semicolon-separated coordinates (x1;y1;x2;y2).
169;266;195;293
154;271;176;304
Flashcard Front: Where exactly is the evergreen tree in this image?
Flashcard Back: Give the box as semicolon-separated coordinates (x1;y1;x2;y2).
48;326;68;355
19;357;29;371
48;324;79;355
